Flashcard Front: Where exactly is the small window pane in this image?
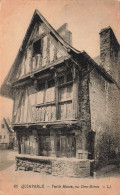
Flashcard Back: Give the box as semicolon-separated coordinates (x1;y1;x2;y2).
66;85;72;99
58;102;72;120
58;76;64;85
67;72;73;82
48;79;55;88
66;102;72;118
59;104;66;119
59;85;72;101
45;87;55;102
38;81;45;90
59;87;66;101
37;90;44;104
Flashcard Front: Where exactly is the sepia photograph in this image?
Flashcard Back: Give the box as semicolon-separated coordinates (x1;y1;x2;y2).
0;0;120;194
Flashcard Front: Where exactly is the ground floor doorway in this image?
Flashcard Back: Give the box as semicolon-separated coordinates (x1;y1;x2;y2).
60;135;76;158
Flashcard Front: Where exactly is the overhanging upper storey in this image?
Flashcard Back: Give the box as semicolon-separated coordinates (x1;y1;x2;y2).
12;61;78;126
0;10;80;99
0;10;119;100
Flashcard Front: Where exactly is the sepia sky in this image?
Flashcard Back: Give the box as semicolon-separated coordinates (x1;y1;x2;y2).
0;0;120;120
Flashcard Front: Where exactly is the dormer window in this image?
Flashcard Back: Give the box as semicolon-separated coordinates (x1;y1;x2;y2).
33;39;42;56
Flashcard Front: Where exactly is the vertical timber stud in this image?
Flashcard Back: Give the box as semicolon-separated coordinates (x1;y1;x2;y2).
47;37;50;64
21;89;25;123
12;89;16;124
18;90;23;123
29;46;33;72
72;64;78;119
55;72;59;120
26;87;30;123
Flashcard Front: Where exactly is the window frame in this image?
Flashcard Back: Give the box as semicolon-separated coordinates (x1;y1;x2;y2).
58;84;73;103
36;79;55;106
57;73;73;120
32;39;42;57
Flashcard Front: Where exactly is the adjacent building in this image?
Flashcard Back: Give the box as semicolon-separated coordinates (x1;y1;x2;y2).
0;10;120;177
0;118;17;149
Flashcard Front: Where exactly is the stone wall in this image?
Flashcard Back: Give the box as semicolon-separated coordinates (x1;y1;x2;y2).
77;64;91;153
89;68;120;167
90;27;120;167
16;155;90;178
16;157;52;174
52;159;90;177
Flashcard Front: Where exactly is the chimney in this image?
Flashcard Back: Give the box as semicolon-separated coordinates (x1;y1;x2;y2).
58;23;72;45
99;26;120;81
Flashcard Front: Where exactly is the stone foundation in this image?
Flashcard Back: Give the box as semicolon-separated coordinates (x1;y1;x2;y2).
16;154;91;178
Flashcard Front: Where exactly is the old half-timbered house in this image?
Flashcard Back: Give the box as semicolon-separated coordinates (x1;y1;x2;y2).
0;10;120;177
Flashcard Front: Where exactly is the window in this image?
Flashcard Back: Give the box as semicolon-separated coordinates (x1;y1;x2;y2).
4;136;5;139
67;72;73;82
0;135;2;139
58;84;73;120
58;76;64;85
59;85;73;101
33;39;42;56
45;88;55;102
31;72;73;122
58;72;73;85
59;87;65;101
66;85;72;98
37;90;44;104
36;80;55;105
48;79;55;88
33;79;56;122
1;124;4;128
59;102;72;119
38;81;45;90
58;72;73;120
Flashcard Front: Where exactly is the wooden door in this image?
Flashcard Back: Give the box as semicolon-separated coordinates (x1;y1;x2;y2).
24;139;30;154
39;135;51;156
60;135;76;158
60;136;67;157
67;136;76;158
